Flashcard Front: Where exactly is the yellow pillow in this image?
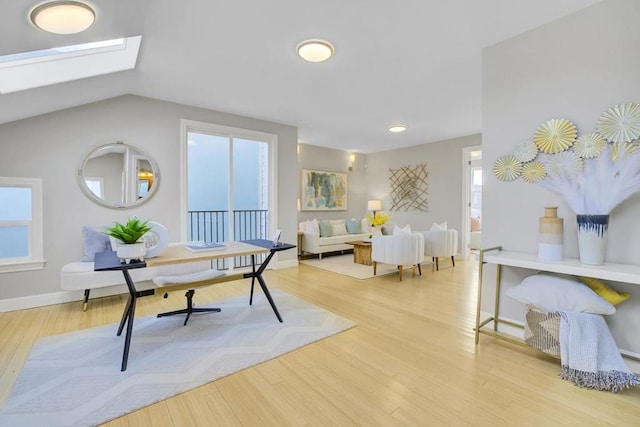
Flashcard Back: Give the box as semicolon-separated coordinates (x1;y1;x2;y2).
578;276;631;306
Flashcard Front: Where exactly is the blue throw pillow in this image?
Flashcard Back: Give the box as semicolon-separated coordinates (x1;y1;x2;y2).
345;218;361;234
81;226;112;262
319;220;333;237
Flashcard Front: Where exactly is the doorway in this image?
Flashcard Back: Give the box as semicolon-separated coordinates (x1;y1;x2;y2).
461;146;482;259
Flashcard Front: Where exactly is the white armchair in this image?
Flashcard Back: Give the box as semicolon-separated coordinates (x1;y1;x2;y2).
421;229;458;270
371;233;425;281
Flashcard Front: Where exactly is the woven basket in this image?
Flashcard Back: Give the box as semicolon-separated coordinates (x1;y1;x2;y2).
524;306;561;357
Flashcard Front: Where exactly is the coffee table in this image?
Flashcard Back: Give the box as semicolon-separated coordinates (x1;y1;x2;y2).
345;240;372;265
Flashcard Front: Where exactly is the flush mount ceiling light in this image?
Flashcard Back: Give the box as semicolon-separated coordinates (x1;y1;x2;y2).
30;1;96;34
388;124;408;133
296;39;334;63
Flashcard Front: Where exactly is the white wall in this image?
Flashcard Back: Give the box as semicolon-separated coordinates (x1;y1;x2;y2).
366;134;481;236
482;0;640;353
297;144;368;223
0;95;298;302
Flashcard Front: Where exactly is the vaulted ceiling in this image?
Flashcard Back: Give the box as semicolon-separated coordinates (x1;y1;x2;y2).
0;0;602;153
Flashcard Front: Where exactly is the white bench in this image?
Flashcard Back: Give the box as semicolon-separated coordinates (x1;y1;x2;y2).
60;259;213;311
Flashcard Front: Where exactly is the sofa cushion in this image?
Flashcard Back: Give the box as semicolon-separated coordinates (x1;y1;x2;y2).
305;218;319;234
317;235;355;246
345;218;362;234
393;224;412;235
332;222;348;235
81;226;111;262
319;220;333;237
430;221;447;231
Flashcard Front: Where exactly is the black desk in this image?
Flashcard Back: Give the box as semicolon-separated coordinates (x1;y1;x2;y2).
242;239;296;323
93;251;146;371
94;239;295;371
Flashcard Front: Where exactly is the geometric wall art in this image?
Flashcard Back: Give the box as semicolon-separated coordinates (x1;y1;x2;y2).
388;163;428;211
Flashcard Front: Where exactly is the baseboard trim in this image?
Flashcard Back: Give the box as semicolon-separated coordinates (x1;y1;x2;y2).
0;286;134;313
276;259;299;269
0;291;78;313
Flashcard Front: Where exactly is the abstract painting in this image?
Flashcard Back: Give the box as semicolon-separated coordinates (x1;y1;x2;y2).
301;169;347;211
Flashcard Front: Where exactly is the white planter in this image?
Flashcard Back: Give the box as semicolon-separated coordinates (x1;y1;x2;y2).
116;242;146;264
576;214;609;266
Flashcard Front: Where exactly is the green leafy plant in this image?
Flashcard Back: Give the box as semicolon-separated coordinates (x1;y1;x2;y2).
105;218;152;244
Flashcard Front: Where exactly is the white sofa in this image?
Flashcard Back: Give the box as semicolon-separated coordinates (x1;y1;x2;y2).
298;218;370;259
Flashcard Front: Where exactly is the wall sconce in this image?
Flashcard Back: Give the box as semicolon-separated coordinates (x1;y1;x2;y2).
367;199;382;219
348;153;355;171
297;198;301;212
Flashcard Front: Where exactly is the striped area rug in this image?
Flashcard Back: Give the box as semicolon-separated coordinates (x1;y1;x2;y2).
0;290;356;427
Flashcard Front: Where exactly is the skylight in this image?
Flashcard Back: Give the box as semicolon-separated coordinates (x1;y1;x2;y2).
0;36;141;94
0;39;125;64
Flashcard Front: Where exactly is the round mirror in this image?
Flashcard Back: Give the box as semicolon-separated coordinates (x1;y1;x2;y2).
77;142;160;209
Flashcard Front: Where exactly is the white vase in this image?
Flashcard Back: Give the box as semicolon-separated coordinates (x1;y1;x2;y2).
576;214;609;266
116;242;146;264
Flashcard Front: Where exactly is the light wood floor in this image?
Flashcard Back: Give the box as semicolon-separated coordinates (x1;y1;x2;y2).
1;259;639;426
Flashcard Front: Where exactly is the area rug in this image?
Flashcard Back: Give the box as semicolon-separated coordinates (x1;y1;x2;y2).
300;254;404;279
0;290;356;427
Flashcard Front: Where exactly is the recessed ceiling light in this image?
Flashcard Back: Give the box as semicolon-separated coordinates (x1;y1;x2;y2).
388;124;407;133
30;1;96;34
296;39;334;63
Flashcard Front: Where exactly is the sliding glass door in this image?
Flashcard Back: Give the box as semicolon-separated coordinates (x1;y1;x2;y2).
181;120;277;269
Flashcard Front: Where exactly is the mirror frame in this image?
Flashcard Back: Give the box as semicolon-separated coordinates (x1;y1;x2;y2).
77;141;161;209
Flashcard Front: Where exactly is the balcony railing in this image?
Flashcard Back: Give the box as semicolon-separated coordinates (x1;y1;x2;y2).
187;209;269;269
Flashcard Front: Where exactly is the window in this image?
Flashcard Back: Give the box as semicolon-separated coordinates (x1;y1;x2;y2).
0;177;45;273
180;120;277;269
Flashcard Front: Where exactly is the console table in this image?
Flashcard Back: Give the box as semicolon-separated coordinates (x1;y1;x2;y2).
95;239;294;371
474;246;640;357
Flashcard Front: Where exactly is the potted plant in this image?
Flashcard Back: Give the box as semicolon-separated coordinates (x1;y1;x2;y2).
105;218;152;263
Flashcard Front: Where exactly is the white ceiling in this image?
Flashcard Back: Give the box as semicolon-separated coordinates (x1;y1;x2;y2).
0;0;603;153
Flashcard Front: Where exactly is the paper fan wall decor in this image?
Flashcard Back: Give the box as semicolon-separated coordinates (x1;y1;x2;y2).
533;118;577;154
493;155;523;182
521;162;546;183
573;133;606;158
611;141;640;160
545;151;583;178
513;140;538;162
493;102;640;215
596;102;640;143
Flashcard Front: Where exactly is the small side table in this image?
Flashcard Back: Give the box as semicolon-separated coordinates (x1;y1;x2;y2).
345;240;372;265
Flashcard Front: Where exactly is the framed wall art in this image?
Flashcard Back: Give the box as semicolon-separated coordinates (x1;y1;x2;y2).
301;169;347;211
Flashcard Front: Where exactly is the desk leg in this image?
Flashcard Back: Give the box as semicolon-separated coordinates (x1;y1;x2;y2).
119;269;138;372
249;254;257;305
256;273;282;323
244;250;282;323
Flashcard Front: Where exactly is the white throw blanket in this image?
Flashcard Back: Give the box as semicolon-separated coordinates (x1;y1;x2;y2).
559;311;640;392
